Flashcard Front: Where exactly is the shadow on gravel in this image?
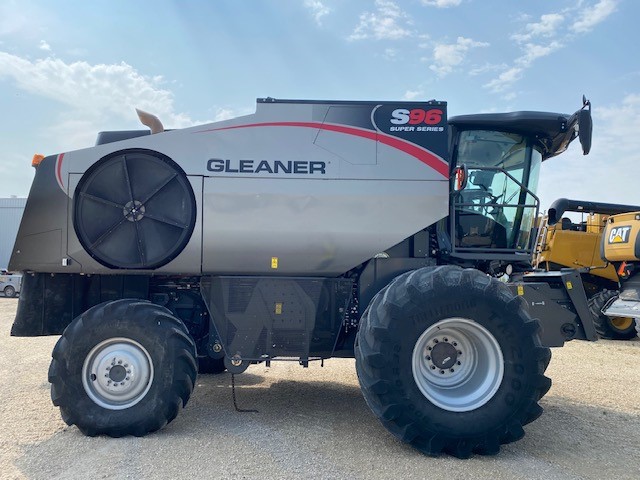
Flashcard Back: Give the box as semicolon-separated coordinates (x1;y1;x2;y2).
14;372;640;480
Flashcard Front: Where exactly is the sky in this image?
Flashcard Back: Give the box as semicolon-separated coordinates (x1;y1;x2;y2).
0;0;638;211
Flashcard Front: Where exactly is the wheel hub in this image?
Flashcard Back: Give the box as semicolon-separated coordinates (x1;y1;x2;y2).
412;318;504;412
430;341;458;370
610;316;633;331
95;352;138;392
82;337;154;410
108;364;127;382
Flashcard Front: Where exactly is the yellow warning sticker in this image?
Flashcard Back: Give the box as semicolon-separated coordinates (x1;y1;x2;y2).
275;303;283;315
271;257;278;269
517;285;524;296
566;281;573;290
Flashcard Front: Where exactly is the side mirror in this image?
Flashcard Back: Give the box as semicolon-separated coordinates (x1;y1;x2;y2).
578;97;592;155
453;165;468;191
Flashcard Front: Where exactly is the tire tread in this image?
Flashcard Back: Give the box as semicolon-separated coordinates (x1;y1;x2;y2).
49;299;197;437
355;265;552;458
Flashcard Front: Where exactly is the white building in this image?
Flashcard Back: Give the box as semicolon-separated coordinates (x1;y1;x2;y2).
0;198;27;269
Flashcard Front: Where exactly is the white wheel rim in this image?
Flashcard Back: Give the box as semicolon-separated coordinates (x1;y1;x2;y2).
412;318;504;412
82;337;154;410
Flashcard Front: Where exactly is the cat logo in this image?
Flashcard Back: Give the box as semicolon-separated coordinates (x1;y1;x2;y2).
608;226;632;244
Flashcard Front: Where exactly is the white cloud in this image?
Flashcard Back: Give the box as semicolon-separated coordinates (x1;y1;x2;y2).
421;0;462;7
516;41;562;68
484;67;523;93
485;1;616;96
382;48;398;60
304;0;331;26
213;107;243;122
0;52;199;128
38;40;51;52
571;0;618;33
511;13;564;43
0;51;234;155
468;62;507;76
429;37;489;76
349;0;412;41
403;90;424;100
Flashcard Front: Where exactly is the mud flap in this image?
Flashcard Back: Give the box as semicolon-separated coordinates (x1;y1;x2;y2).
11;273;149;336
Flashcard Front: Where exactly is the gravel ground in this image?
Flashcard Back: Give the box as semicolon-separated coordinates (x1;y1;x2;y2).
1;297;640;480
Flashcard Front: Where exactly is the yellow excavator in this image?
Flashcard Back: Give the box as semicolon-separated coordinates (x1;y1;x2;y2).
535;199;640;339
599;210;640;335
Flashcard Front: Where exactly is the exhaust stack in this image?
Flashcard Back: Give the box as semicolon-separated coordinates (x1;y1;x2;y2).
136;109;164;134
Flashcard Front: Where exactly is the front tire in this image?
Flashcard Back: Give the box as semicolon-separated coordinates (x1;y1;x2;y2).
588;290;637;340
3;285;16;298
355;266;551;458
48;299;197;437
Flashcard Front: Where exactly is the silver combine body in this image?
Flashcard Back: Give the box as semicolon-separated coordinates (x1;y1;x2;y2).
10;99;449;276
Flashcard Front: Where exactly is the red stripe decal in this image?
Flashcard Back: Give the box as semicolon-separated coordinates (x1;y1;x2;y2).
56;153;65;189
196;122;449;178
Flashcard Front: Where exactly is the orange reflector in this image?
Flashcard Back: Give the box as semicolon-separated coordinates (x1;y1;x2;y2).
31;153;45;167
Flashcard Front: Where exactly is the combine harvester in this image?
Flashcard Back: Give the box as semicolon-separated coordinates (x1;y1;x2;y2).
10;96;597;457
534;198;640;339
600;211;640;336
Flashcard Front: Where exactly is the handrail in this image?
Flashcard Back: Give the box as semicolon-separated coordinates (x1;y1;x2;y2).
455;166;540;206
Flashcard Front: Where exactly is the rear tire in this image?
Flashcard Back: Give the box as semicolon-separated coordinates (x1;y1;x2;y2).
589;290;637;340
355;266;551;458
3;285;15;298
48;299;197;437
